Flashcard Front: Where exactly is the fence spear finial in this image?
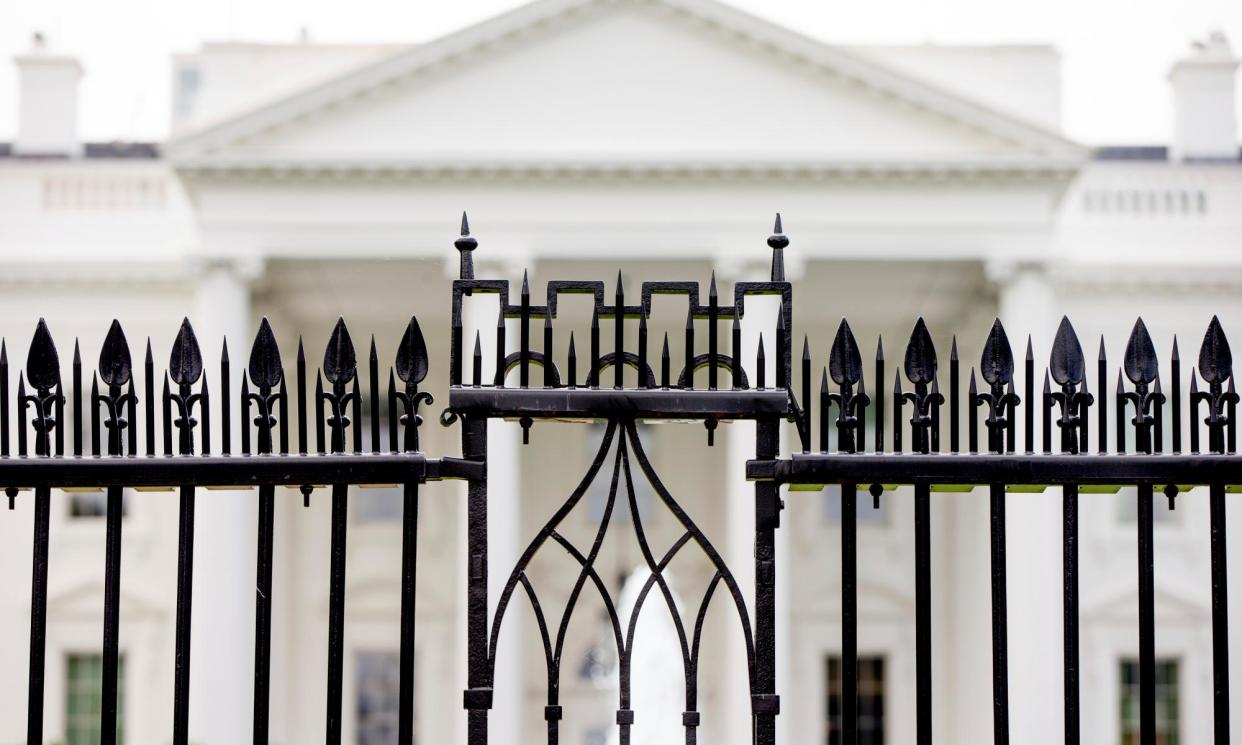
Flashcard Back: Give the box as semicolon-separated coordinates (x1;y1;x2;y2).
767;213;788;282
455;211;478;280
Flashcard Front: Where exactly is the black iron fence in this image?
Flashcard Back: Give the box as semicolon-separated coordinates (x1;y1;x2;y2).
4;214;1239;745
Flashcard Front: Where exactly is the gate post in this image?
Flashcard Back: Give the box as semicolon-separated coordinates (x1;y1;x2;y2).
463;412;491;745
753;415;782;745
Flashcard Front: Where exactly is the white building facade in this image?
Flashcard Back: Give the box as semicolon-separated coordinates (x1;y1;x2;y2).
0;1;1240;744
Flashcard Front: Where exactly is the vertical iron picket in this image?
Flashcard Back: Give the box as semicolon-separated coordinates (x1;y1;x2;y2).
169;318;203;745
98;319;131;745
249;318;282;745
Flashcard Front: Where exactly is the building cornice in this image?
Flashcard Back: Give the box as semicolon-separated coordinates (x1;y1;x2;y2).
173;157;1083;183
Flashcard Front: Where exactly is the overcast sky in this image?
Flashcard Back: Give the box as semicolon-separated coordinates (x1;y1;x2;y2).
2;0;1240;145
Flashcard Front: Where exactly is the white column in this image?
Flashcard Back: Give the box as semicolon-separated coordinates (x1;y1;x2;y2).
723;285;785;745
990;260;1060;745
457;277;523;744
188;259;258;745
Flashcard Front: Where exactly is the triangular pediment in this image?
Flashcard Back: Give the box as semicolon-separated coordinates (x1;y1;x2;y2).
168;0;1085;171
47;579;164;620
1083;584;1208;625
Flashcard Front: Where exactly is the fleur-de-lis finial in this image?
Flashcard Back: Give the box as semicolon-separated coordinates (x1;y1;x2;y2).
901;318;942;453
99;319;132;389
903;317;937;386
248;318;282;390
829;318;863;387
1198;315;1232;385
1121;317;1164;453
1050;315;1085;387
321;318;359;452
1048;316;1092;452
170;317;203;387
1193;315;1238;452
828;319;868;452
246;318;284;454
396;315;429;386
24;319;61;455
324;317;357;386
971;319;1020;452
26;319;59;394
395;316;434;451
1124;318;1158;386
96;320;135;452
168;318;206;450
980;318;1014;388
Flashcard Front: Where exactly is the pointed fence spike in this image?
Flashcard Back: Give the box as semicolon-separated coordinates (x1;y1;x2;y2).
1190;372;1201;454
240;376;251;455
800;335;812;452
315;373;325;454
473;332;484;388
201;371;211;455
126;378;137;456
819;368;830;452
756;333;767;390
144;338;155;457
874;335;885;453
544;310;555;388
220;339;231;455
615;271;626;390
17;374;27;456
0;339;9;457
387;368;398;452
296;336;307;455
1171;336;1183;453
90;374;100;456
162;374;173;456
369;335;380;454
352;377;363;453
730;307;741;390
589;309;599;388
660;333;670;389
72;340;81;456
892;369;903;453
684;307;695;390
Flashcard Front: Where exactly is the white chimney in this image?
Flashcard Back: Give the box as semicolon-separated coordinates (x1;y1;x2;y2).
1170;31;1239;162
13;33;83;158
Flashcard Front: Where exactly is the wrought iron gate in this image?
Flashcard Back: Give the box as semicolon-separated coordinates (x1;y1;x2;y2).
3;215;1240;745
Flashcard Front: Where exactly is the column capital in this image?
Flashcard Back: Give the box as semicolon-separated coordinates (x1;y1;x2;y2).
984;257;1051;287
190;254;266;286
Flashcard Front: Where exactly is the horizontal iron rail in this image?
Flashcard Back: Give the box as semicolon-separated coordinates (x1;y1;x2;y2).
749;453;1242;485
448;387;788;419
0;454;479;489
